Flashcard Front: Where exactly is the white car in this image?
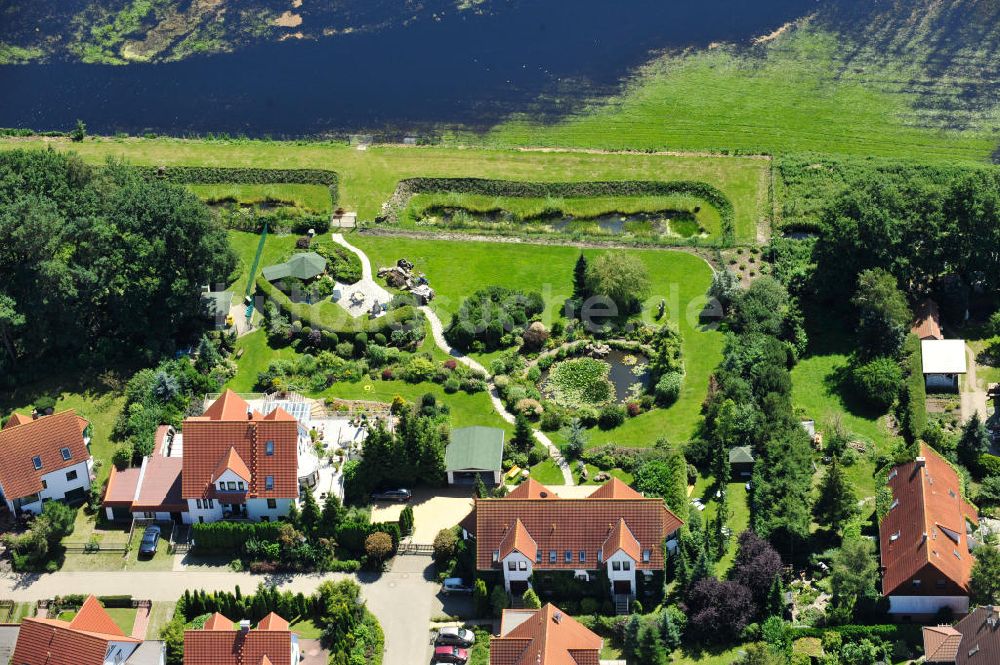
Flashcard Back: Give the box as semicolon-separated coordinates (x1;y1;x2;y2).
436;626;475;647
442;578;473;595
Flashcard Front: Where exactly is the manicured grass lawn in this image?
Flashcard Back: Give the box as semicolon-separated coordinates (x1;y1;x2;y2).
145;601;177;639
0;138;767;245
188;183;333;213
575;465;634;486
529;459;566;485
290;617;323;639
352;235;724;447
227;230;297;304
669;646;746;665
0;372;126;485
226;329;300;393
483;28;995;163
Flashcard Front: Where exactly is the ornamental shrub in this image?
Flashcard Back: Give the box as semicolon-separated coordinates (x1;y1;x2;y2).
655;372;684;405
598;404;626;430
851;356;902;411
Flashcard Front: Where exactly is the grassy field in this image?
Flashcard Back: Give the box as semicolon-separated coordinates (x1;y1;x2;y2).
188;183;333;213
0;138;767;242
529;459;566;485
351;235;724;446
401;192;730;241
481;27;996;163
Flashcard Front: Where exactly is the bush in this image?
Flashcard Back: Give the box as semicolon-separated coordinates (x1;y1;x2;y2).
444;286;544;352
433;528;458;565
443;377;461;393
851;357;903;411
598;404;626;430
654;371;684;406
192;522;284;552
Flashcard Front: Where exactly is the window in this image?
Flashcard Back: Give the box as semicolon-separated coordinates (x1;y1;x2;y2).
265;440;274;456
508;561;516;571
612;561;621;571
623;560;631;571
196;499;202;509
936;580;947;588
912;579;921;587
565;551;572;563
642;550;651;563
32;456;42;470
549;550;557;563
598;551;603;563
60;447;71;461
535;551;541;563
206;499;214;509
266;498;277;509
218;482;225;491
261;516;269;522
492;550;499;563
227;481;237;491
144;511;155;519
890;498;899;510
40;480;47;490
890;531;901;541
579;551;586;563
65;470;78;482
238;482;245;490
265;476;274;490
518;561;527;571
888;469;897;480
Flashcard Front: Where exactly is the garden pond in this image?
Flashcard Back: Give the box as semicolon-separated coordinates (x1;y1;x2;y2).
541;349;651;407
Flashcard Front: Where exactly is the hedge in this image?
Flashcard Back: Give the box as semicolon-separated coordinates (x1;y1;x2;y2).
335;520;401;555
788;624;922;644
898;334;927;442
256;273;424;337
979;453;1000;477
138;166;339;207
377;177;736;245
191;521;284;552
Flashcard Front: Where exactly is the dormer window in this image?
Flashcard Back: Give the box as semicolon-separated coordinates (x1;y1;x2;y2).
60;447;71;461
890;531;901;542
579;551;586;563
642;550;651;563
564;551;572;563
492;550;499;563
265;440;274;456
890;498;899;510
32;456;42;470
265;475;274;490
549;550;557;563
227;481;237;491
535;551;541;563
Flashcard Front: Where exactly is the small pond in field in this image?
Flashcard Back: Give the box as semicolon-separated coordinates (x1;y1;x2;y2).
421;206;707;239
540;349;650;406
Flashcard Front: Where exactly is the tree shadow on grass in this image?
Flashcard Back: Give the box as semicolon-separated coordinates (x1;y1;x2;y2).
824;363;889;422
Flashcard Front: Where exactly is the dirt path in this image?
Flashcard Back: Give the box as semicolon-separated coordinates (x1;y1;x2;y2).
962;343;989;421
420;305;574;485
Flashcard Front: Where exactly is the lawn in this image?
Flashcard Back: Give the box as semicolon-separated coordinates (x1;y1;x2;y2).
351;235;724;446
0;138;768;245
290;617;323;639
0;373;126;485
575;465;634;486
529;459;566;485
482;27;996;163
145;601;177;640
188;183;333;213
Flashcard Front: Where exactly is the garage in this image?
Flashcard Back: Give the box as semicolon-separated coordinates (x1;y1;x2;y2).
445;427;504;487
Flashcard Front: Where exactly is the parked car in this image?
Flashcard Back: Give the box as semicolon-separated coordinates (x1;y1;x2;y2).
433;646;469;664
370;489;412;502
435;627;475;647
138;525;161;557
442;578;473;595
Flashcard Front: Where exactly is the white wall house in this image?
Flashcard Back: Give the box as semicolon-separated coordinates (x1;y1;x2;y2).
921;339;967;391
10;458;93;515
888;594;970;616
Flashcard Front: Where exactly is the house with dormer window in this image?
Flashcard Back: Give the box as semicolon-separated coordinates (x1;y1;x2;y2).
460;477;682;604
880;443;979;617
0;410;93;515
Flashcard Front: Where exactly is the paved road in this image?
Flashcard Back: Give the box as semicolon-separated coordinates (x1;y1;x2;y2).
420;305;574;485
0;556;460;665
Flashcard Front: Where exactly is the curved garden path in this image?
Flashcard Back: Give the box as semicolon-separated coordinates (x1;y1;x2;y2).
330;233;574;485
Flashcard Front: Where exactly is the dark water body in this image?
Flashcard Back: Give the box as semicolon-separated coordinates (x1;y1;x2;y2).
0;0;820;137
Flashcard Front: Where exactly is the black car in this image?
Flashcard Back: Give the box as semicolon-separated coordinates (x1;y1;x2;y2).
370;489;412;502
138;525;161;557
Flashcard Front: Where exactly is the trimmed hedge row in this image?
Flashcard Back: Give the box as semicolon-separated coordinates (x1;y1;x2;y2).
898;333;927;442
138;166;339;207
191;521;284;552
377;177;736;245
256;274;424;337
788;623;922;643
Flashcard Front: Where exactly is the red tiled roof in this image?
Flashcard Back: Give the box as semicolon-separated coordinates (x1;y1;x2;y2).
184;613;293;665
491;604;602;665
472;479;682;571
181;392;298;500
213;447;252;482
601;518;641;562
499;518;537;561
103;465;142;506
11;595;141;665
913;299;943;341
507;478;559;500
880;443;978;597
4;412;32;428
587;477;642;499
0;410;90;500
923;625;963;662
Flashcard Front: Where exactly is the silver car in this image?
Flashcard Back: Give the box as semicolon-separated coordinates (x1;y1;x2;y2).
435;627;475;647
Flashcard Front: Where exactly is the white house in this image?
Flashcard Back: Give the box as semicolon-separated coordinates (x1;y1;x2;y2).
463;478;683;601
921;339;967;391
0;410;93;515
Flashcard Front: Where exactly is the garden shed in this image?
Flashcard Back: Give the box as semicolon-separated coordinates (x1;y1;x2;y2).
201;289;234;329
446;426;504;486
262;252;327;282
729;446;755;478
921;339;967;391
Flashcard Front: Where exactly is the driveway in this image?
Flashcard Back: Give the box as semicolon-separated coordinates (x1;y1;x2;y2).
0;558;462;665
371;487;475;544
962;344;989;422
0;625;18;665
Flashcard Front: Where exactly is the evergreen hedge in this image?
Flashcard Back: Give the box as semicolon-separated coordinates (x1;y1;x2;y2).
377;177;736;245
898;333;927;442
191;521;284;552
139;166;339;207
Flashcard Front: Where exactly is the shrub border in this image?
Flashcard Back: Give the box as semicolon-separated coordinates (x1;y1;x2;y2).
138;166;339;208
376;177;736;246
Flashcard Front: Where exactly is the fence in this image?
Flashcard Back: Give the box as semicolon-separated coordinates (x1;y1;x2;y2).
61;541;127;554
0;600;13;623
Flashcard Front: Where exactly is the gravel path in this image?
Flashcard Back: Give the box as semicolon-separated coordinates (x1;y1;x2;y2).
329;233;392;317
